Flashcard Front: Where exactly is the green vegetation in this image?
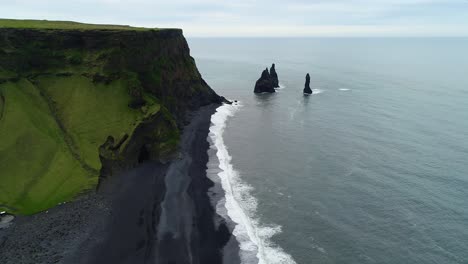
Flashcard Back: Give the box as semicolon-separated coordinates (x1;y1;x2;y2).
0;20;209;215
37;76;160;170
0;80;96;214
0;19;155;31
0;75;164;215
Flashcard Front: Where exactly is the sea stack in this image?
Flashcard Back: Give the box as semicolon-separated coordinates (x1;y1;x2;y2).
254;68;276;93
270;63;279;88
304;73;313;95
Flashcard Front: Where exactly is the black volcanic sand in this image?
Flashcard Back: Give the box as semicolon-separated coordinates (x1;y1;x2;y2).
0;104;240;264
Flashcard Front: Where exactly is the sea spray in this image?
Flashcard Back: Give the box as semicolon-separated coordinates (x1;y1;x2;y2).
276;83;286;90
312;88;323;94
208;103;296;264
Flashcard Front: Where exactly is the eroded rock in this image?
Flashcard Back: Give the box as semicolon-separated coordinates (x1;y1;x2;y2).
270;63;279;88
254;68;276;93
304;73;313;95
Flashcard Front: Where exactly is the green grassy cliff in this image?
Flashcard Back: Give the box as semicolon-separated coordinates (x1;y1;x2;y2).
0;19;152;31
0;19;223;215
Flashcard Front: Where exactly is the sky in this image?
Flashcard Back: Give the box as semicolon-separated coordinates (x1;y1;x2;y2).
1;0;468;37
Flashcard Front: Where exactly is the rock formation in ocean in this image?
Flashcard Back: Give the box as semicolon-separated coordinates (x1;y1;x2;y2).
270;63;279;88
254;68;276;93
304;73;313;95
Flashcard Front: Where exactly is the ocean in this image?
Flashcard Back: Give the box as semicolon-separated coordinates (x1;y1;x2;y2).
189;38;468;264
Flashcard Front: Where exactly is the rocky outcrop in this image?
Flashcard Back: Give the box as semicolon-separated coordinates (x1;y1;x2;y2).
98;108;178;181
254;64;280;93
304;73;313;95
0;27;225;123
0;20;238;264
0;24;225;214
270;63;279;88
254;68;276;93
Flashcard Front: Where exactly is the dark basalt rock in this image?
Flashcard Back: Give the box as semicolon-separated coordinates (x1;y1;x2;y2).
254;68;276;93
270;63;279;88
219;96;233;105
304;73;313;95
0;27;224;124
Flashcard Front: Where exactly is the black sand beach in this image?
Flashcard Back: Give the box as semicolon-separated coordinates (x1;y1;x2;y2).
0;104;240;264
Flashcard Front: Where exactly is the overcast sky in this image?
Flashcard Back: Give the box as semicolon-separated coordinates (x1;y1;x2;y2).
2;0;468;37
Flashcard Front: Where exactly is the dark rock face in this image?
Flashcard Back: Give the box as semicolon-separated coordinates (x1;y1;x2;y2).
270;63;279;88
254;68;276;93
0;25;240;264
0;27;226;180
304;73;313;94
0;28;224;123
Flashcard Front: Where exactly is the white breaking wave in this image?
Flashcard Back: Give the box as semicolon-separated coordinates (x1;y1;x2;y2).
339;88;350;91
276;83;286;89
312;89;323;94
209;103;297;264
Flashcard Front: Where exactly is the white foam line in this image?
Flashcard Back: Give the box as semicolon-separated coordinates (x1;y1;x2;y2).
209;102;296;264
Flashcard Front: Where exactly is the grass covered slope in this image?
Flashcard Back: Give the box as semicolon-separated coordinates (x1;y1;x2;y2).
0;75;163;214
0;80;96;214
0;19;153;31
37;76;159;170
0;19;222;215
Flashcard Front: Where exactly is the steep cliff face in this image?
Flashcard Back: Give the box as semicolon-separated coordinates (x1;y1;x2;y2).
0;24;223;214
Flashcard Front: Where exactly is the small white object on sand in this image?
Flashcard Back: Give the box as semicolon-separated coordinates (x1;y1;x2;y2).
0;213;15;229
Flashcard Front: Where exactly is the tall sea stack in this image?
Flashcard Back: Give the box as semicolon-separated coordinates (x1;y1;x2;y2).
304;73;313;94
270;63;279;88
254;68;276;93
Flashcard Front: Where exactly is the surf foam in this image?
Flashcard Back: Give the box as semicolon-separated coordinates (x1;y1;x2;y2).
208;102;296;264
339;88;350;91
312;89;323;94
275;83;286;90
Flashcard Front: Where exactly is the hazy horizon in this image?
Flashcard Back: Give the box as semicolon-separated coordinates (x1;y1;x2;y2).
2;0;468;37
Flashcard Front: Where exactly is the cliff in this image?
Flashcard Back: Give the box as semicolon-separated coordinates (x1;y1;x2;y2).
0;19;223;215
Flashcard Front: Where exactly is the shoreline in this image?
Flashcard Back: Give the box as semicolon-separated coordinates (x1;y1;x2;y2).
207;102;297;264
0;103;240;264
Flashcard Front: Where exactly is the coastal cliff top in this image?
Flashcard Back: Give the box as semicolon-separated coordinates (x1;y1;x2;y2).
0;18;177;32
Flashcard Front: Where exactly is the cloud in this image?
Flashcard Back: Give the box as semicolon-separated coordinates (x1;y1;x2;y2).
1;0;468;36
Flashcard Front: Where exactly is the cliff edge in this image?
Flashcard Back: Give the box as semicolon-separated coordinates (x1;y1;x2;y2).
0;19;223;215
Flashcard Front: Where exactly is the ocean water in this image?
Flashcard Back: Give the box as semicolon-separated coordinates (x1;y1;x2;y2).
189;38;468;264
